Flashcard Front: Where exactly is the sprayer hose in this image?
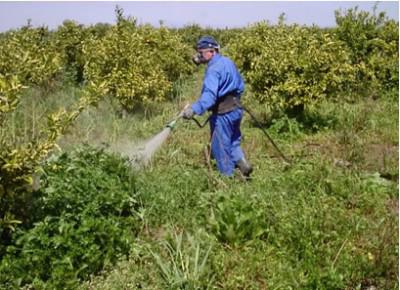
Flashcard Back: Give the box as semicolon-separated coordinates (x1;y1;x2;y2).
191;116;211;128
238;104;291;164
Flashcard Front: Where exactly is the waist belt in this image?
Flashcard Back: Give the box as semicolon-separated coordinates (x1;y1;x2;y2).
210;93;241;114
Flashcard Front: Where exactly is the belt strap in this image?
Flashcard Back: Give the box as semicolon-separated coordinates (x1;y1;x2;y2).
211;93;241;114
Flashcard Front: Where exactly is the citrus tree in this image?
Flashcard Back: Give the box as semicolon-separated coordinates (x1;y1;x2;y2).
335;6;399;93
227;21;356;113
53;20;88;83
83;8;193;112
0;26;104;240
0;25;62;88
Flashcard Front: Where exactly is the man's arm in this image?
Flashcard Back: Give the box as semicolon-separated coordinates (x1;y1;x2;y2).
191;69;220;116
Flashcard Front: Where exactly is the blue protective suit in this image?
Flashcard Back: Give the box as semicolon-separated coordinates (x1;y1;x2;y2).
191;53;245;176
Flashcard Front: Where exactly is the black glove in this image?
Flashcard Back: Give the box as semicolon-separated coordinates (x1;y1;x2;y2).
182;107;194;120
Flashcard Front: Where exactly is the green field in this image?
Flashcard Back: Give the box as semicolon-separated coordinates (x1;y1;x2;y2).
0;6;398;290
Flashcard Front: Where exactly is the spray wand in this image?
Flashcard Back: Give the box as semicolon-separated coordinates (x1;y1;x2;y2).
165;103;190;130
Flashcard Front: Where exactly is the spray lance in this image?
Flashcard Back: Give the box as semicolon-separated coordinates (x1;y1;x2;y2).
238;102;291;165
165;103;190;130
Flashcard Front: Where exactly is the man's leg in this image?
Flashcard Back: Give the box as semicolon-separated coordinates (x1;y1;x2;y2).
229;109;253;178
210;115;235;176
229;109;244;163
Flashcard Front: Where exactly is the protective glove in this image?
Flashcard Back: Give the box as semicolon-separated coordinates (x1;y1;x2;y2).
182;107;194;120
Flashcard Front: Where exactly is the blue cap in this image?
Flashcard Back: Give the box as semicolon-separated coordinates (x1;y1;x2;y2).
196;36;220;50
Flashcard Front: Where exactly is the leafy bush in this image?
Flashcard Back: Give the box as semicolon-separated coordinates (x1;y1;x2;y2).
54;20;88;84
335;6;399;93
0;24;98;240
208;191;268;246
83;8;193;112
0;146;140;289
0;25;62;88
0;83;103;245
227;22;355;113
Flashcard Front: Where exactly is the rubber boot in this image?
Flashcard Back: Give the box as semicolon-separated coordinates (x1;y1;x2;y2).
236;158;253;180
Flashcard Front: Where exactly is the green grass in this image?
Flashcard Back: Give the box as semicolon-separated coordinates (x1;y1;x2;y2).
81;154;397;289
2;75;398;289
77;85;397;289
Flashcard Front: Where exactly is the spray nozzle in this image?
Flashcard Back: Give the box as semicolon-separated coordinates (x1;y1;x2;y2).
165;104;190;130
166;119;177;130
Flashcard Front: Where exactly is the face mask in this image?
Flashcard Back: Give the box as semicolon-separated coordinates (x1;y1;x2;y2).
192;52;205;66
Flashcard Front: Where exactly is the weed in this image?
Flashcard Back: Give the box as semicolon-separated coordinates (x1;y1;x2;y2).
0;146;140;289
207;191;268;247
150;230;215;289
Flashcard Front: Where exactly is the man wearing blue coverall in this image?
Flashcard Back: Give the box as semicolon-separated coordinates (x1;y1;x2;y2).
182;36;253;179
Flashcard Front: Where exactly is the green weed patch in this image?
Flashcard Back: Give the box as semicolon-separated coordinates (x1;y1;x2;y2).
0;146;139;289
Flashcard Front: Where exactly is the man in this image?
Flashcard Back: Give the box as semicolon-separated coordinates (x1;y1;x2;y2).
182;36;252;179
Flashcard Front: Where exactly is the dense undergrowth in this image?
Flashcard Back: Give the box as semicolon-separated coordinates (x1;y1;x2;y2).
0;81;396;289
0;146;139;289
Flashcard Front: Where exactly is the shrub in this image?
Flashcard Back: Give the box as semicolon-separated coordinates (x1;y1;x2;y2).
83;8;193;112
335;6;399;93
0;146;140;289
0;25;62;88
227;22;355;113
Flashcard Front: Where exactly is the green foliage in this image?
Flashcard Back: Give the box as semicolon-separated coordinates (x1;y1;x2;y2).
0;84;103;242
0;146;139;289
0;24;65;147
0;6;397;290
174;24;243;50
82;139;397;289
150;230;215;289
226;7;398;113
0;25;62;88
175;24;213;49
207;192;268;246
54;20;88;83
335;5;387;62
227;22;356;112
0;74;23;124
0;25;75;226
83;8;193;112
0;9;195;241
335;6;399;93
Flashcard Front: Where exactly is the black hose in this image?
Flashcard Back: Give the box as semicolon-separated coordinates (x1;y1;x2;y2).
191;115;211;128
237;102;291;164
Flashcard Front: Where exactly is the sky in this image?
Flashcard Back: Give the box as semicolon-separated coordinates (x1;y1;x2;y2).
0;1;398;32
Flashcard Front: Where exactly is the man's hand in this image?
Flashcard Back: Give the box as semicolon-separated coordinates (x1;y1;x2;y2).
182;107;194;120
